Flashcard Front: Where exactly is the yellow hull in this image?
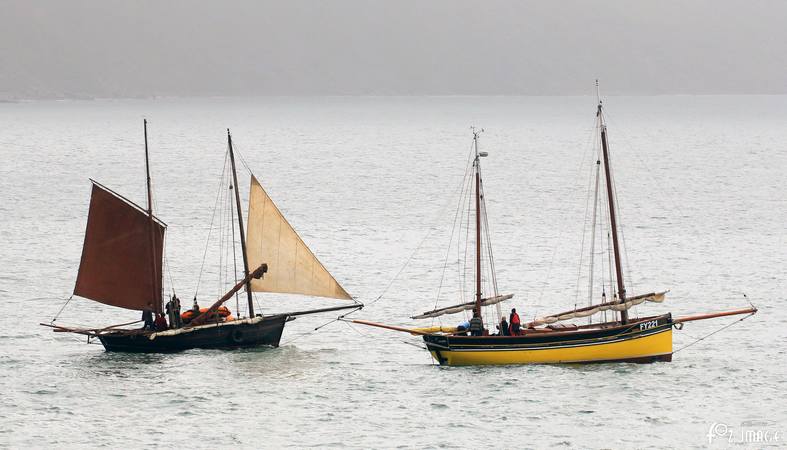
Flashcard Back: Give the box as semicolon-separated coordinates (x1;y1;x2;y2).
429;327;672;366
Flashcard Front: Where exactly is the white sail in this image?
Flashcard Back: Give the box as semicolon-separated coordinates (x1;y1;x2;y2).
246;176;352;300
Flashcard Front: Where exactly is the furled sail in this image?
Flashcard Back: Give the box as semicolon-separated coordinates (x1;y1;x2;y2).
526;291;667;327
411;294;514;319
74;181;165;311
246;176;351;300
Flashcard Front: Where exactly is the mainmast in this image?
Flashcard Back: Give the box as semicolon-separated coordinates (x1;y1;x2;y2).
227;130;255;318
472;129;486;320
143;119;161;314
596;94;628;324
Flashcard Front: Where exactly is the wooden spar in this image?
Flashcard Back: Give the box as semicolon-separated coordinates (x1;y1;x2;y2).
227;130;255;318
598;103;628;324
523;292;663;328
348;319;432;336
40;323;96;335
283;303;363;317
41;319;144;334
143;119;162;315
473;131;482;320
673;307;757;324
189;263;267;326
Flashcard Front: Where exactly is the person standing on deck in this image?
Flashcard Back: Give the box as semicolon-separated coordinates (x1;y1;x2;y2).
141;302;155;330
469;311;484;337
498;316;510;336
509;308;521;336
166;294;182;328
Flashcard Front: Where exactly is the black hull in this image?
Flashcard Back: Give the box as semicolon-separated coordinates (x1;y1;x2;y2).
98;315;288;353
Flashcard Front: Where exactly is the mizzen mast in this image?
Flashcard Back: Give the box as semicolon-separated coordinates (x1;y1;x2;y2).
143;119;162;314
227;129;255;318
596;83;628;324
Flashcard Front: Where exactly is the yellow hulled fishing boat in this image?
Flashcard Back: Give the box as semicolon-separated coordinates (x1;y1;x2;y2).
351;88;755;365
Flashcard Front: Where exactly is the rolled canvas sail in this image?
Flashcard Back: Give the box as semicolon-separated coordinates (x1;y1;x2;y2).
246;176;351;300
411;294;514;319
74;182;165;311
527;291;667;327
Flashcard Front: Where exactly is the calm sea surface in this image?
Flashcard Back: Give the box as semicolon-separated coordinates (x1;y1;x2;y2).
1;96;785;448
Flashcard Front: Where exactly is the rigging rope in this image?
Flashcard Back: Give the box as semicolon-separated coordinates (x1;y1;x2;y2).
348;147;477;317
434;146;475;311
480;173;502;325
193;150;230;300
230;181;240;316
536;123;598;306
672;312;756;354
586;158;601;322
50;295;74;323
574;129;601;308
279;306;364;346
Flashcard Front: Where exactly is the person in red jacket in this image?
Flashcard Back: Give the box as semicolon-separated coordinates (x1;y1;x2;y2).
154;313;169;331
509;308;521;336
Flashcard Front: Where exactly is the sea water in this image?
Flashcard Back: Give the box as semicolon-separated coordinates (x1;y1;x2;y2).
0;96;785;448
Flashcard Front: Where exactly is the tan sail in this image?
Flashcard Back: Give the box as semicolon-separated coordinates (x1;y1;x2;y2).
526;291;667;327
246;176;351;300
74;181;165;311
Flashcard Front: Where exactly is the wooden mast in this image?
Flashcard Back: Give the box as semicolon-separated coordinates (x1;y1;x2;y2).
473;130;482;320
227;129;255;318
143;119;161;314
597;100;628;324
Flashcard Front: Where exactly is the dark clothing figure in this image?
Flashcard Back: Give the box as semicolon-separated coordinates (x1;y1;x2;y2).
509;309;521;336
141;306;154;331
154;313;168;331
166;295;182;328
469;316;484;337
499;318;510;336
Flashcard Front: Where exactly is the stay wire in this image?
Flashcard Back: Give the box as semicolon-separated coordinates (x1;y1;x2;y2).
434;146;476;310
537;122;597;305
672;312;756;354
51;295;74;323
346;143;477;318
574;126;601;307
194;150;230;300
279;306;365;346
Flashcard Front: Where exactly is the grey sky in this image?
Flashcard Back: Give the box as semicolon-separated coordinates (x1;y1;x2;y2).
1;0;785;99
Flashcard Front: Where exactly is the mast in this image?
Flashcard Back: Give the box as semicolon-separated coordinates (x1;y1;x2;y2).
473;130;482;320
143;119;161;314
227;130;255;318
597;100;628;324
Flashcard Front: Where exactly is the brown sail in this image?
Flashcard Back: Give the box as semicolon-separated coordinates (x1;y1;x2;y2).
73;181;165;311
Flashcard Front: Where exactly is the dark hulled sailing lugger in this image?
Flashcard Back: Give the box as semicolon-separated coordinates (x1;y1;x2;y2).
43;121;361;352
351;93;756;365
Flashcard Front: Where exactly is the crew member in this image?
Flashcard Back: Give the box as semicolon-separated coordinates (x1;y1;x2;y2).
166;294;182;328
154;313;168;331
469;311;484;337
141;302;154;331
509;308;521;336
498;316;510;336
